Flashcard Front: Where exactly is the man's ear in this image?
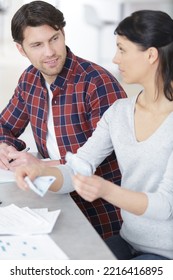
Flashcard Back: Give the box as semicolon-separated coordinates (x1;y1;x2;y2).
16;43;26;57
148;47;158;64
61;28;65;38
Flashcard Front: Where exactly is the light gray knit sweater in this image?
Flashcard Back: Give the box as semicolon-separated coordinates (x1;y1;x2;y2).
58;94;173;259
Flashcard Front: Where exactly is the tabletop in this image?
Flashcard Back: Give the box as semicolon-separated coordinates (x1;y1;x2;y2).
0;181;116;260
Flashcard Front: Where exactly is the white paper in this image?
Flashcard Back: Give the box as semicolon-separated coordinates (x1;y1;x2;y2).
24;175;56;197
0;235;68;259
0;204;61;235
0;169;15;183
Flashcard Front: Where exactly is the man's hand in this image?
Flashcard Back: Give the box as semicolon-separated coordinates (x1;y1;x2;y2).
7;151;60;171
0;143;18;170
7;151;43;171
0;143;60;171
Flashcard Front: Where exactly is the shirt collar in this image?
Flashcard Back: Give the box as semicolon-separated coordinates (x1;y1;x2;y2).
51;46;76;90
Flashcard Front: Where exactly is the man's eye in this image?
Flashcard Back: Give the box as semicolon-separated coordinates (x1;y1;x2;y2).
52;36;59;41
31;43;41;48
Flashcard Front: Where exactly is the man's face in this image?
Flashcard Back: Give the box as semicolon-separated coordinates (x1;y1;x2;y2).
16;25;67;84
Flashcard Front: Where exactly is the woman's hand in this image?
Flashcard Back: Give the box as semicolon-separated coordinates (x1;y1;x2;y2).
15;163;64;193
15;164;46;191
72;174;110;202
73;173;148;215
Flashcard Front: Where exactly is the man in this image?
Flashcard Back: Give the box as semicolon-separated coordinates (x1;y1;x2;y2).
0;1;126;239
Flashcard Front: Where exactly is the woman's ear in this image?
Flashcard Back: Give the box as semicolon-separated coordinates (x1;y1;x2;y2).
16;43;27;57
147;47;158;64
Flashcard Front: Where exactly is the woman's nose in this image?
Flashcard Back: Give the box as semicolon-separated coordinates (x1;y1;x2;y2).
112;53;119;65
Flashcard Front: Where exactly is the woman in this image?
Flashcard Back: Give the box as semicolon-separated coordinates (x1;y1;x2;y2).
15;10;173;260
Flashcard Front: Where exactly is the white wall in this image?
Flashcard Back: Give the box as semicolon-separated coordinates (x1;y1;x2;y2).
0;0;173;106
0;0;173;151
1;0;172;100
59;0;121;68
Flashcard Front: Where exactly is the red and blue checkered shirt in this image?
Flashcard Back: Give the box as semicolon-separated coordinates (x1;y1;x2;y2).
0;47;127;239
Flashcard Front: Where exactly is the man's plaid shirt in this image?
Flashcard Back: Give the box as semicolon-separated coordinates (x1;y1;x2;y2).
0;47;127;239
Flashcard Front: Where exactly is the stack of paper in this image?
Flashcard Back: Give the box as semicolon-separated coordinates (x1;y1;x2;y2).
0;204;69;259
0;204;60;235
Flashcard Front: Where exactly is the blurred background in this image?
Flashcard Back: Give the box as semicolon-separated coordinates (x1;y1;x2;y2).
0;0;173;151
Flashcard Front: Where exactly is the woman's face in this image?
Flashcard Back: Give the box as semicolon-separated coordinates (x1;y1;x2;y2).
113;35;153;85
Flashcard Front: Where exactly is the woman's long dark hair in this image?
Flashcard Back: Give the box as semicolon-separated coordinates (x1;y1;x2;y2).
115;10;173;100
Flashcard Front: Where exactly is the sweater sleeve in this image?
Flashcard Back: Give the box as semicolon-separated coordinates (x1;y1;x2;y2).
56;105;115;193
54;164;75;194
143;151;173;220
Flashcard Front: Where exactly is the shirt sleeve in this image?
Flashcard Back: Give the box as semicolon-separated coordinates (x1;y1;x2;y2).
0;82;29;150
85;73;126;130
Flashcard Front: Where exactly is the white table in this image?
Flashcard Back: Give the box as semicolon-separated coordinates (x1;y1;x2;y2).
0;182;116;260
